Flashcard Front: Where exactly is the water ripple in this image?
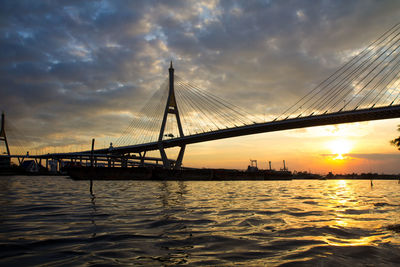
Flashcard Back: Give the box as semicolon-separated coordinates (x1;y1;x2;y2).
0;177;400;265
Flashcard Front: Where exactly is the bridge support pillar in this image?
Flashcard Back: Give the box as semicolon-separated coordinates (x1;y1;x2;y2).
158;144;186;170
121;156;128;168
139;151;147;167
0;112;10;156
158;144;171;169
174;145;185;170
157;62;187;170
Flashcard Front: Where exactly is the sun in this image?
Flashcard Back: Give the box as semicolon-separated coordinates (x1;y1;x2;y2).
328;139;352;160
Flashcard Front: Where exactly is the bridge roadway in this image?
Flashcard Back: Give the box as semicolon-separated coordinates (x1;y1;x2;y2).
92;104;400;155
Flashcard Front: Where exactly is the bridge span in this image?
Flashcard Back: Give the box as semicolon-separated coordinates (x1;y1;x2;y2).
94;104;400;155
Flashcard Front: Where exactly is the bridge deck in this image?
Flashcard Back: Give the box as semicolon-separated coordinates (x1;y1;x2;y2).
93;104;400;154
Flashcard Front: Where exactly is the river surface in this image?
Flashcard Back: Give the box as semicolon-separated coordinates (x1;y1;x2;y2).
1;176;400;266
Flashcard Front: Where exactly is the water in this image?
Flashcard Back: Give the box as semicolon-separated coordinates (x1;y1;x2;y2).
1;176;400;266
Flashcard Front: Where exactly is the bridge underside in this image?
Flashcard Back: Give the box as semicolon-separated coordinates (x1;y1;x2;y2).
92;104;400;155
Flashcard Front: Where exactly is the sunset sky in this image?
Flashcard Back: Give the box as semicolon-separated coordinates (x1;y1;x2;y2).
1;0;400;174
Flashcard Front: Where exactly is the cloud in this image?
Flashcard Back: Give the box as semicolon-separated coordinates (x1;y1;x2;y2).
320;152;400;166
1;0;400;155
320;153;354;160
347;153;400;161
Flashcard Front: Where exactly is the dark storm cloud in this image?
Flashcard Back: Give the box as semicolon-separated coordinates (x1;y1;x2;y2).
0;0;399;150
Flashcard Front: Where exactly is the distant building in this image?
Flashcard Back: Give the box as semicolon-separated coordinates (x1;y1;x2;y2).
49;160;58;173
21;160;39;173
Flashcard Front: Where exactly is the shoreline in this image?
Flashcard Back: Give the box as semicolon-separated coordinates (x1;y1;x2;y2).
1;166;399;181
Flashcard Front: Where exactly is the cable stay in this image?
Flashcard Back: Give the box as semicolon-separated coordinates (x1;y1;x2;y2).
277;22;400;120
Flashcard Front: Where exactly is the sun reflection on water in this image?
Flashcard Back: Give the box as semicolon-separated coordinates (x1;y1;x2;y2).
1;177;400;266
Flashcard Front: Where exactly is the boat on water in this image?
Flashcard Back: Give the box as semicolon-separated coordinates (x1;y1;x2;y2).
66;166;293;181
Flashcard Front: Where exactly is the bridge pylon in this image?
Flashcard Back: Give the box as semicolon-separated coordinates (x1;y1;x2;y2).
0;112;10;156
158;62;186;169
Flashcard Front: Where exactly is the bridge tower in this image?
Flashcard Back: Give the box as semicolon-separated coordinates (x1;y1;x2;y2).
158;62;185;169
0;112;10;156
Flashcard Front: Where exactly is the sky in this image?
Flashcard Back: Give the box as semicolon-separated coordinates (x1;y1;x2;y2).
1;0;400;174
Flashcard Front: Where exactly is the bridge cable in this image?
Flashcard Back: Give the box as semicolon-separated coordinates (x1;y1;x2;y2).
276;22;400;120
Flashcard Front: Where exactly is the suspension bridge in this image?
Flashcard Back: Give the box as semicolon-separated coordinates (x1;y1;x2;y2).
2;23;400;172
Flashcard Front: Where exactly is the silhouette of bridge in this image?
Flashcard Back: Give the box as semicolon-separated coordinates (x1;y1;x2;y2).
2;23;400;170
